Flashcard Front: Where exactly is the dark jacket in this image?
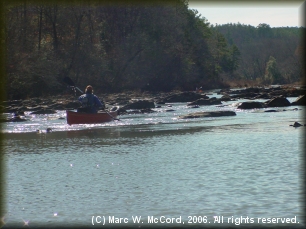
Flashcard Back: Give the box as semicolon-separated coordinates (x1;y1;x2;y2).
78;93;104;113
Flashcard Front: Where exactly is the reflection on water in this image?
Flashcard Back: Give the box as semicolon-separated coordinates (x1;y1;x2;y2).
5;121;274;155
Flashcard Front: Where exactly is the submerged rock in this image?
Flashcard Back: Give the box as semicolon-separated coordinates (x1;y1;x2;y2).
178;110;236;119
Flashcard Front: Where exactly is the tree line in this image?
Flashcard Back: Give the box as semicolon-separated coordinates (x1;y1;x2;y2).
212;23;305;85
4;1;305;100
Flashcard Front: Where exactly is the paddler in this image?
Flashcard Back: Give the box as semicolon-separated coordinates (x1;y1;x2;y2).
78;85;105;113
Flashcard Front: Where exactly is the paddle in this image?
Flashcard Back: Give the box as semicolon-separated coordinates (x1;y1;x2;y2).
63;77;83;94
62;76;120;121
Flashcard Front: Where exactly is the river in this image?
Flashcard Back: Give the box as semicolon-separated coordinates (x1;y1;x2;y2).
1;91;304;227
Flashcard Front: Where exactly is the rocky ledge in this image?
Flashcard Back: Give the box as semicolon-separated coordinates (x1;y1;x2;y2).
219;86;306;99
1;85;305;122
178;111;236;119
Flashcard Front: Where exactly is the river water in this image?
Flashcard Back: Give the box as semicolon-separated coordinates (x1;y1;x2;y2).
1;91;305;227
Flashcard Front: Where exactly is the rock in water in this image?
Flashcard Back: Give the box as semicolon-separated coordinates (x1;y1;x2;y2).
122;100;155;109
290;122;303;127
178;111;236;119
265;97;291;107
157;91;208;103
291;95;306;106
187;97;221;106
237;102;266;109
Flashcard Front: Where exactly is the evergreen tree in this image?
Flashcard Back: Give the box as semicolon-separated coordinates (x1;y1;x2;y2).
228;44;240;77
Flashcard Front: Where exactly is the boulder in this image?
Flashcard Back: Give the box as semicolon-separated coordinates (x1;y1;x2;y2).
220;95;232;101
107;95;131;106
122;100;155;109
178;110;236;119
265;97;291;107
291;94;306;106
231;92;259;99
157;91;208;103
187;97;222;106
237;101;266;109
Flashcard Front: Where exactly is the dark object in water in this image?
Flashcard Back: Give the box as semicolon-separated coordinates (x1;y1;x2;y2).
264;110;278;112
178;110;236;119
289;122;303;127
189;105;200;108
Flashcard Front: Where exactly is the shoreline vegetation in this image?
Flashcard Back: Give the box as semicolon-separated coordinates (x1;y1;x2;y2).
3;1;305;101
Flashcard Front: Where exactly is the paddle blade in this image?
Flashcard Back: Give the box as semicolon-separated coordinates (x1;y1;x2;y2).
63;77;75;86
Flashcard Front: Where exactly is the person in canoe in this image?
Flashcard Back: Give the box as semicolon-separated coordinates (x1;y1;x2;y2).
77;85;105;113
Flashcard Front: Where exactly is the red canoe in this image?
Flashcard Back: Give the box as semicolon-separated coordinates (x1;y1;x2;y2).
66;110;118;125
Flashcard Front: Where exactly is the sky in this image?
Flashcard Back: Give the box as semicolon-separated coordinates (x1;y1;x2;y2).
188;1;304;28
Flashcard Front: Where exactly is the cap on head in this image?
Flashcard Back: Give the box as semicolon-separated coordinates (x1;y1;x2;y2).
85;85;93;94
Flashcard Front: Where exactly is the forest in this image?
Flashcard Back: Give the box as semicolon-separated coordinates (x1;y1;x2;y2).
3;0;305;100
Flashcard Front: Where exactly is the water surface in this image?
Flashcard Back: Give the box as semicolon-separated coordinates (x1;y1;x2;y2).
2;93;304;227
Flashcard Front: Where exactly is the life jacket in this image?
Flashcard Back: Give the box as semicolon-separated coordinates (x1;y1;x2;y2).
80;94;95;108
